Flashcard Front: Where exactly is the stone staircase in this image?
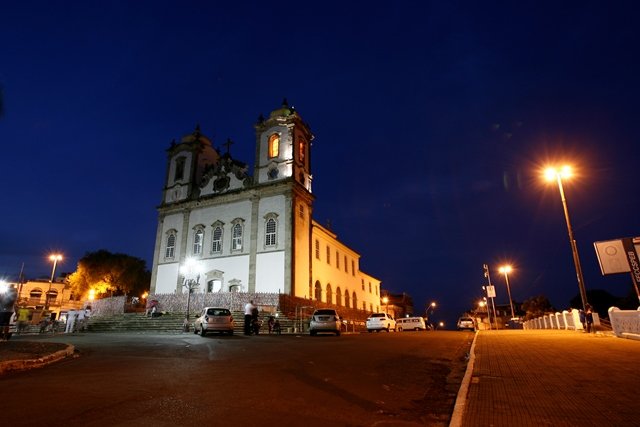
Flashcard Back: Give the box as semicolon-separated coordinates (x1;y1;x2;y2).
85;311;300;334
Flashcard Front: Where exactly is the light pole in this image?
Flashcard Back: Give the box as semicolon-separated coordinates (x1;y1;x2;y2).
544;165;588;311
45;254;63;310
382;296;389;314
499;265;515;319
180;258;202;330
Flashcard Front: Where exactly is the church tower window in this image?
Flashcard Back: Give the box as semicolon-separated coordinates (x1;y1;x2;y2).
165;230;177;259
211;225;223;254
298;139;305;162
174;156;186;182
193;227;204;256
265;217;277;247
268;134;279;158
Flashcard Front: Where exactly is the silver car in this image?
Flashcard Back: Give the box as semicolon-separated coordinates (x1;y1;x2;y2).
194;307;235;336
309;309;342;336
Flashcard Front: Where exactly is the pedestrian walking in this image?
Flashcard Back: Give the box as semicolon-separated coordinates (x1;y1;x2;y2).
244;300;256;335
578;309;586;331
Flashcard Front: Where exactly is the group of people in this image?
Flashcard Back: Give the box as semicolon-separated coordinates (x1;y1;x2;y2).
62;306;91;334
243;300;280;335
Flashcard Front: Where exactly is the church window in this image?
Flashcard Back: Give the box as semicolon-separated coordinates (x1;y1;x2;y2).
265;217;277;247
336;251;340;269
344;290;350;308
326;246;330;264
315;240;320;259
193;226;204;256
336;287;342;307
268;133;279;158
298;139;305;163
326;284;332;304
211;225;223;254
314;281;322;301
174;157;186;182
165;230;177;259
231;219;245;252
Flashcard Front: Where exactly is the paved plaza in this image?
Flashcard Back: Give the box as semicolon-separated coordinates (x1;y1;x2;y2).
459;330;639;427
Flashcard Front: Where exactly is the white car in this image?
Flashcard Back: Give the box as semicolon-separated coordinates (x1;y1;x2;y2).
194;307;235;336
366;312;396;332
457;317;475;331
309;309;342;336
396;317;427;331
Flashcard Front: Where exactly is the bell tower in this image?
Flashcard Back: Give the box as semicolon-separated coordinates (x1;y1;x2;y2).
253;99;313;192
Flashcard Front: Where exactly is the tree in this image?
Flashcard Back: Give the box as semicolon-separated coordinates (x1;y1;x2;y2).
570;289;624;319
521;295;554;320
67;250;150;299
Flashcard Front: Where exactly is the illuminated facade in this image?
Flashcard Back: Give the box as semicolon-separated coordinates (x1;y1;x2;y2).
150;101;381;310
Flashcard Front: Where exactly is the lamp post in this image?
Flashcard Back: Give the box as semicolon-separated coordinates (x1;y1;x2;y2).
180;258;202;330
45;254;63;310
382;296;389;314
498;265;515;319
544;166;588;311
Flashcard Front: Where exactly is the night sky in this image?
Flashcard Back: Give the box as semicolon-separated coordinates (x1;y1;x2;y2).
1;1;638;326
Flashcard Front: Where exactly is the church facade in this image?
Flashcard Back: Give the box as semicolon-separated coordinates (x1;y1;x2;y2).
149;101;382;312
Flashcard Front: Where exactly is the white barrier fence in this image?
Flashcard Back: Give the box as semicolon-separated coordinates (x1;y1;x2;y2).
608;307;640;341
523;309;592;331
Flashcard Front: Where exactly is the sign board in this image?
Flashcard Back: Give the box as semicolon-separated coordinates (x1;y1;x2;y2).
594;239;631;275
486;285;496;298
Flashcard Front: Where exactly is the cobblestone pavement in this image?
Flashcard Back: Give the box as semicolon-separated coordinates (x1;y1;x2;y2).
460;330;640;427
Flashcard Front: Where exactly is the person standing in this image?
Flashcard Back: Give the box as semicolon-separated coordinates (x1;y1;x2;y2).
76;307;87;332
244;300;256;335
65;309;77;333
585;304;594;333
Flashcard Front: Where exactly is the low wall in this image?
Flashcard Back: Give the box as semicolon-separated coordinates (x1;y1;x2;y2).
608;307;640;341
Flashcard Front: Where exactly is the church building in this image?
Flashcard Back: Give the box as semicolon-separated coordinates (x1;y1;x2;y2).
149;101;382;312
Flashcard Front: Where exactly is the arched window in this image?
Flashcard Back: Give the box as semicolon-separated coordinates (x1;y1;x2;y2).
231;219;244;252
264;214;278;248
352;292;357;310
165;230;177;259
30;289;43;303
211;225;223;254
193;226;204;255
174;156;186;181
335;287;342;307
298;139;305;162
268;133;279;158
314;281;322;301
326;284;333;304
344;289;350;308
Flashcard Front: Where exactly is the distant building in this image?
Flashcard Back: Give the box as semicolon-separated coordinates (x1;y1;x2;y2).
11;279;84;321
150;101;382;312
380;291;415;319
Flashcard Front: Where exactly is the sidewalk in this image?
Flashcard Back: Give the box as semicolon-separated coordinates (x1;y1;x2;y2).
457;330;640;427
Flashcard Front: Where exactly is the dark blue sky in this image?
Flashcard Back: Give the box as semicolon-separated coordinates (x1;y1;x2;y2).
1;1;638;325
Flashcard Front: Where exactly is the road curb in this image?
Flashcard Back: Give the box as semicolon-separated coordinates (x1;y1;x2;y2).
448;331;478;427
0;344;75;375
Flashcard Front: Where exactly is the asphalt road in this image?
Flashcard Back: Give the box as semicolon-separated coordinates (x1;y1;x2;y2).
1;331;474;427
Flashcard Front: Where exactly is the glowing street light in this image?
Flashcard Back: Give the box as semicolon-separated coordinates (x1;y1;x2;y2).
498;265;515;319
45;253;63;310
544;165;588;311
382;296;389;314
180;258;202;328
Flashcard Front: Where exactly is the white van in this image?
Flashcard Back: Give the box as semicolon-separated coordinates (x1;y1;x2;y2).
396;317;427;331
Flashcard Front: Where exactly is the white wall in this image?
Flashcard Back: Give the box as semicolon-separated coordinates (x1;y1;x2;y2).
255;251;285;293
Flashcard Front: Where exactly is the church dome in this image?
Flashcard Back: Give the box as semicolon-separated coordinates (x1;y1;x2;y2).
269;98;296;119
180;124;212;146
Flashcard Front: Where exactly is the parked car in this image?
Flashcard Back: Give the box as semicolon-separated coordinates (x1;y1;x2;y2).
396;317;427;331
366;312;396;332
457;317;475;331
309;309;342;336
194;307;235;336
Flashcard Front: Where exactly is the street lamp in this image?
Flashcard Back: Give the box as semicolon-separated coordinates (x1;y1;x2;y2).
544;165;588;311
180;258;202;330
382;296;389;314
45;253;63;310
498;265;515;319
